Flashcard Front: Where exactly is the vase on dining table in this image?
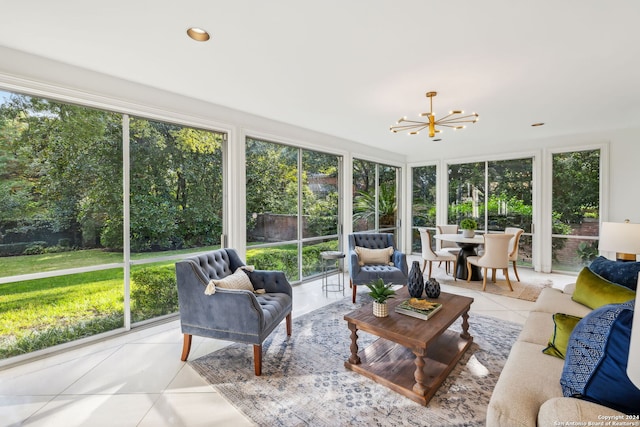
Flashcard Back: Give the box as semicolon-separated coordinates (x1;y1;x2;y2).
407;260;424;298
462;229;475;238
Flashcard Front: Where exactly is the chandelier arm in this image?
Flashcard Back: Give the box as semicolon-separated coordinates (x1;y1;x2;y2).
437;123;465;129
435;112;457;122
398;119;431;125
436;115;479;124
436;120;477;126
390;124;429;132
391;122;429;129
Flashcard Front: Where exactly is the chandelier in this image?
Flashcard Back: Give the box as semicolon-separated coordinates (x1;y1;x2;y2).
389;91;479;139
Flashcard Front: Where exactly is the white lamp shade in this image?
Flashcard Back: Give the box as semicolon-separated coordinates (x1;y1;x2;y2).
629;276;640;387
598;222;640;256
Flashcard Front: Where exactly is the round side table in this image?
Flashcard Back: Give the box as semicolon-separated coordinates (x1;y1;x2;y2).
320;251;345;295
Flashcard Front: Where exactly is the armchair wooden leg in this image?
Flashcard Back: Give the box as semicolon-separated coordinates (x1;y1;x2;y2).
286;313;292;336
352;282;357;304
428;261;433;279
180;334;192;361
482;268;488;291
466;261;472;282
512;260;521;282
253;344;262;376
421;260;427;274
452;260;457;281
491;268;497;283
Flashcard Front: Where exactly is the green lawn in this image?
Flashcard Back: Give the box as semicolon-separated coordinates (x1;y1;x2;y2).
0;246;217;359
0;242;333;359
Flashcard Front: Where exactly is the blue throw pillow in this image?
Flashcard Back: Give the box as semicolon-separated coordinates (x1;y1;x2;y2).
560;300;640;415
589;256;640;290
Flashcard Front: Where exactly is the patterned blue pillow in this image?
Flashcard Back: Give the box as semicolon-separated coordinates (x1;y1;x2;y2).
560;300;639;415
589;256;640;290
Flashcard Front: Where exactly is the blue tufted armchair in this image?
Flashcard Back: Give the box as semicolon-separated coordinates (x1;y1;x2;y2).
175;248;292;375
348;233;408;303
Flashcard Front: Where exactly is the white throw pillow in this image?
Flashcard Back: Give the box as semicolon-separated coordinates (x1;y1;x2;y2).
354;246;394;266
204;268;255;295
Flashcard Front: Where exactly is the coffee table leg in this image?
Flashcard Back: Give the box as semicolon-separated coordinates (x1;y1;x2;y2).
348;322;361;364
460;309;471;339
412;349;427;396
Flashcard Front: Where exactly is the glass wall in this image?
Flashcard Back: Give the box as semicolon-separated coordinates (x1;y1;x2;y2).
352;159;401;241
448;157;534;266
0;91;124;359
411;165;437;252
0;89;226;360
551;149;600;272
128;117;225;322
245;137;341;282
448;162;486;231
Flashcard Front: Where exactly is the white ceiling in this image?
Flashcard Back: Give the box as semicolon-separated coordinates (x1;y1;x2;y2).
1;0;639;156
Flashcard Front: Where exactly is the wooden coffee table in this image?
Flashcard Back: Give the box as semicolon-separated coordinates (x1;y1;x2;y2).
344;288;474;405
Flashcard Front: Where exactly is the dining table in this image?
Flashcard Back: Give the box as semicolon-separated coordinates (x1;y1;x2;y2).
434;233;485;280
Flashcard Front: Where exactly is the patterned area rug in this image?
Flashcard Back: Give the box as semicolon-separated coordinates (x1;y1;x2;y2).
190;296;522;427
427;266;552;302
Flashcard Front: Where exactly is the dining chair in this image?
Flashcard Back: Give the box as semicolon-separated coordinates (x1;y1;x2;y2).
505;227;525;282
466;233;514;291
418;228;457;280
436;224;461;253
436;224;461;274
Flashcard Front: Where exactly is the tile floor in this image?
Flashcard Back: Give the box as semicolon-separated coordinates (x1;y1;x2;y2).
0;258;576;427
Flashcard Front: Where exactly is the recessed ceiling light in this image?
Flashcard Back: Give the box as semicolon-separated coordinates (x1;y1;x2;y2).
187;27;210;42
531;122;545;127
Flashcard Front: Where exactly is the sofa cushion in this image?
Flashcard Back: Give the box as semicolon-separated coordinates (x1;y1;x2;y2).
487;341;566;427
538;397;627;425
542;313;582;359
589;255;640;290
518;311;558;346
560;300;640;415
531;287;592;317
354;246;394;266
571;267;635;309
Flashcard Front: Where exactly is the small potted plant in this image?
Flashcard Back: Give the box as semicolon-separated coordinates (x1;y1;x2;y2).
460;218;478;238
366;278;396;317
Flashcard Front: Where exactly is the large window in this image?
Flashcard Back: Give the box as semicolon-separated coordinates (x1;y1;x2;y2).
448;157;533;266
411;165;437;252
245;137;341;282
128;117;225;322
352;159;400;240
551;149;600;272
0;89;226;361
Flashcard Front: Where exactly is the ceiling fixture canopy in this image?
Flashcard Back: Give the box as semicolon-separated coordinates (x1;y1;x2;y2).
390;91;479;139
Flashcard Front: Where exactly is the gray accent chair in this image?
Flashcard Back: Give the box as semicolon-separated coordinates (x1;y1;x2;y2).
348;233;408;303
175;248;292;376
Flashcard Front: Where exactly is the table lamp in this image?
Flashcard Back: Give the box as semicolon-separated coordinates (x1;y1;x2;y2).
598;221;640;388
598;221;640;262
630;280;640;388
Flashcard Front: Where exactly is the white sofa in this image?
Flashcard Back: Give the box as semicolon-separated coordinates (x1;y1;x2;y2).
486;285;627;427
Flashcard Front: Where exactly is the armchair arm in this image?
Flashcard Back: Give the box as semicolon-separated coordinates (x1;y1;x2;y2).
246;270;292;296
392;250;408;275
348;250;361;278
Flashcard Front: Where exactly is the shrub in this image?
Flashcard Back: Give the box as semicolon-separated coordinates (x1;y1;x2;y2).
22;241;48;255
131;266;178;322
460;218;478;230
